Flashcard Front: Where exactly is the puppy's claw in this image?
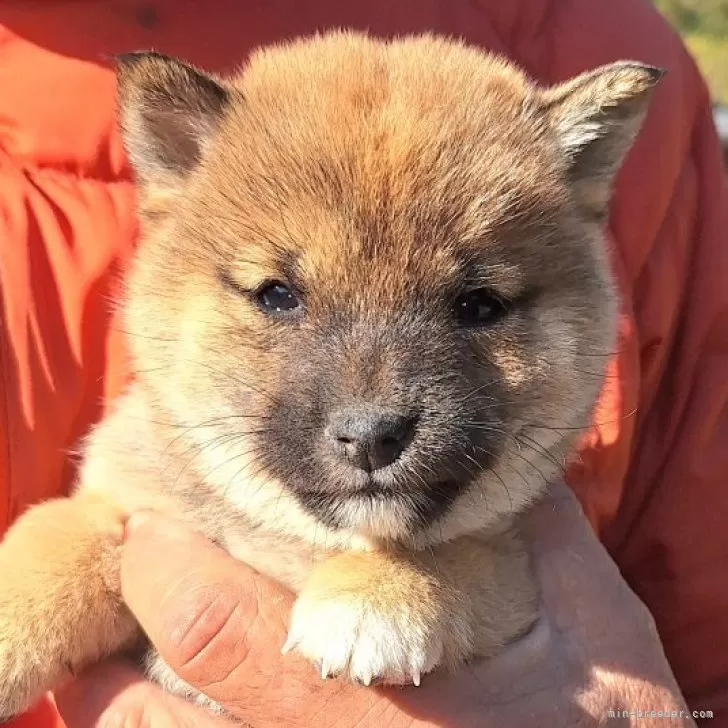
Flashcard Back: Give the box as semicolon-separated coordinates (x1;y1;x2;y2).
321;661;330;680
412;671;421;687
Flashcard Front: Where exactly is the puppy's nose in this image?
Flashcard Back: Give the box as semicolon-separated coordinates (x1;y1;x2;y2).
326;408;416;472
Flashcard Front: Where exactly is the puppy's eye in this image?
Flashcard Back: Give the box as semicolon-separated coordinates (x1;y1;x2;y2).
256;281;301;315
454;288;507;326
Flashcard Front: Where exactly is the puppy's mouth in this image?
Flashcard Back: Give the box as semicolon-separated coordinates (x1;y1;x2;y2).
346;479;457;500
292;477;467;533
347;482;406;499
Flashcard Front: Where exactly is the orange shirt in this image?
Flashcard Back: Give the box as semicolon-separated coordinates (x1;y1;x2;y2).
1;2;726;726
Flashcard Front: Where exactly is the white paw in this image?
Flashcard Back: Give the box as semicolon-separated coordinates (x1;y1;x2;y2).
282;592;444;686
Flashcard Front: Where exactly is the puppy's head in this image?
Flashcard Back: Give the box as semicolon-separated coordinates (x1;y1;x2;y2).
117;33;660;544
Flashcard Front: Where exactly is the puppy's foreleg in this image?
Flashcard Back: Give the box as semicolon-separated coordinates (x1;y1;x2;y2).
285;532;538;686
0;493;139;718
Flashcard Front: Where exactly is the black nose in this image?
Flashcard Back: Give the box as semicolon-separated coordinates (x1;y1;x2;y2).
326;407;416;472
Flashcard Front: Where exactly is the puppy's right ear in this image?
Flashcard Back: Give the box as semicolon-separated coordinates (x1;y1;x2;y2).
115;52;230;190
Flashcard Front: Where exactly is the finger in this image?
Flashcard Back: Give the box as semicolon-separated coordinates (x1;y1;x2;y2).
54;660;226;728
120;514;352;723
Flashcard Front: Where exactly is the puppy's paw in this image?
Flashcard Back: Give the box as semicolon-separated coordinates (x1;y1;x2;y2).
282;552;471;687
284;590;444;686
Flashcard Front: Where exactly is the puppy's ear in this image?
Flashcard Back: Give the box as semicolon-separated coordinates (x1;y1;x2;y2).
540;62;664;216
115;51;230;190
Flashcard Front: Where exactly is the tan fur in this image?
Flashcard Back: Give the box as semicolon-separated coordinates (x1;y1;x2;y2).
0;495;138;716
0;32;661;717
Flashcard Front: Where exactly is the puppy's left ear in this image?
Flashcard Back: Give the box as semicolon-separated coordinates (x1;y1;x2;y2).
540;61;664;217
115;51;230;191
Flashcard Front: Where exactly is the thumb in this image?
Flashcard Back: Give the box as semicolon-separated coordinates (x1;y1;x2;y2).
120;514;304;718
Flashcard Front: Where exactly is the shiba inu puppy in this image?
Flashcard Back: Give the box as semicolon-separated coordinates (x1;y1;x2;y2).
0;31;661;718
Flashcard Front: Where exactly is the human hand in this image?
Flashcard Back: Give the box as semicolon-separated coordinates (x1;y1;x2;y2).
56;483;695;727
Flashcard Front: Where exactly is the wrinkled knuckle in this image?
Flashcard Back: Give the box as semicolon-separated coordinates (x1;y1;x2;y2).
162;584;256;687
165;587;241;664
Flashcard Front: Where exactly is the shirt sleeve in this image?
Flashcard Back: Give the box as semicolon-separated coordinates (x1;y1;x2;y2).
603;66;728;726
0;157;136;534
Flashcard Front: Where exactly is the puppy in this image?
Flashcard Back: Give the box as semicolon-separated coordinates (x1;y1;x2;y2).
0;31;661;718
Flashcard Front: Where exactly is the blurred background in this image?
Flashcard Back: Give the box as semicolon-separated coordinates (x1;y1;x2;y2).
654;0;728;166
